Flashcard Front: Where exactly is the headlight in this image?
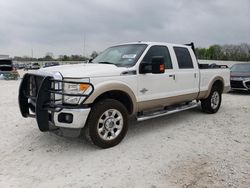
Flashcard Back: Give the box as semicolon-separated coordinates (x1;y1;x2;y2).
63;78;91;104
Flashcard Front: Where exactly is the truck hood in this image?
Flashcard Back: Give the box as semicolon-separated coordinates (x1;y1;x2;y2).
37;63;129;78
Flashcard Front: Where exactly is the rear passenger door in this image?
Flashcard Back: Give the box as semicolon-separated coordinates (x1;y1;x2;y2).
173;46;199;96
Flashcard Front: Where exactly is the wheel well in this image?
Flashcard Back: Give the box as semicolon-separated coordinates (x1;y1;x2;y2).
212;80;224;93
93;90;134;115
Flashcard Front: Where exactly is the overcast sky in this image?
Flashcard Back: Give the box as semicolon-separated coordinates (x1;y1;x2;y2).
0;0;249;57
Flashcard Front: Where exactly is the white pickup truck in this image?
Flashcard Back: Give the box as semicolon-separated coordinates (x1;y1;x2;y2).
19;42;230;148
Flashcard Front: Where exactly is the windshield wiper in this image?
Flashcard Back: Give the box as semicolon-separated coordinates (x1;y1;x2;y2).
97;61;117;66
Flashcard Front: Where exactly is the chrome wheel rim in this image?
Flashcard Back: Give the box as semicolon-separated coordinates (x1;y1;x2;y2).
211;91;220;109
97;109;123;141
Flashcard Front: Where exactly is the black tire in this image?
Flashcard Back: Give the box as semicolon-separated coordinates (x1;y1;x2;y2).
85;99;128;148
201;86;222;114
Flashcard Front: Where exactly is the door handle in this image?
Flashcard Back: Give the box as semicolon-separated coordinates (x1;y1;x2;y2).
169;74;175;80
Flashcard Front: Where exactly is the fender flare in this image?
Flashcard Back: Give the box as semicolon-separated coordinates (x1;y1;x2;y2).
203;76;225;99
84;81;138;114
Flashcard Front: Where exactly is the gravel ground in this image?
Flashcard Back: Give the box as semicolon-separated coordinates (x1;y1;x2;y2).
0;80;249;188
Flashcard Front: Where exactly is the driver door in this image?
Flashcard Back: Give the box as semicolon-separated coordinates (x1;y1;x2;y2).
137;45;177;110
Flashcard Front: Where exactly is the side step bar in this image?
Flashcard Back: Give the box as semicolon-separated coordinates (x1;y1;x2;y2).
137;102;198;122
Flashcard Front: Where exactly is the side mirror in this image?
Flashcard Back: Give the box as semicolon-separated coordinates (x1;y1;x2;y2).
139;56;165;74
139;62;151;74
152;56;165;74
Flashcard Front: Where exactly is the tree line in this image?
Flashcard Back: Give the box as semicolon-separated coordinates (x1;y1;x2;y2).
13;51;99;62
12;44;250;62
196;43;250;61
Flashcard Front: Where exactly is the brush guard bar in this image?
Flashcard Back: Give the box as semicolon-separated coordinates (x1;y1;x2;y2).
18;73;94;132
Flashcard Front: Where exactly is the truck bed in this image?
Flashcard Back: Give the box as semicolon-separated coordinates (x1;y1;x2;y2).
199;67;230;96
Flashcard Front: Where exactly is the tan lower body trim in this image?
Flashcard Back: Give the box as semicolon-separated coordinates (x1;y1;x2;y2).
137;93;198;112
197;90;207;99
197;86;230;100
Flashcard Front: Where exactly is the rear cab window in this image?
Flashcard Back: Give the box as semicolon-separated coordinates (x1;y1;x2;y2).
173;47;194;69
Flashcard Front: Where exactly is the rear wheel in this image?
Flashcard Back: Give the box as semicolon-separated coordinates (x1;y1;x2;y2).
85;99;128;148
201;86;222;114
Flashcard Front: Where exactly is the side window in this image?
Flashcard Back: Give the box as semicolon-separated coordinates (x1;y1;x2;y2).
142;46;173;69
174;47;194;69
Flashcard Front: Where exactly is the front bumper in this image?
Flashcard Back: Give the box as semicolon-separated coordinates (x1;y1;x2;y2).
53;108;91;128
18;73;93;131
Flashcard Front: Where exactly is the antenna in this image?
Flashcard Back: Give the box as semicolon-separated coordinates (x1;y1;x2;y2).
83;32;86;58
31;48;33;59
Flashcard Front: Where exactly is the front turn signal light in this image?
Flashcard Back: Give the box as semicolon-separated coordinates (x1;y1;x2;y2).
79;84;89;91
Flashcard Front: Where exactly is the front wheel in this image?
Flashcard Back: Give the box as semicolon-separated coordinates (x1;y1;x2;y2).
85;99;128;148
201;87;222;114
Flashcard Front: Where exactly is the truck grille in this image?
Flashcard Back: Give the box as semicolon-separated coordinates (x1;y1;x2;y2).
28;75;44;99
24;75;64;112
230;80;244;89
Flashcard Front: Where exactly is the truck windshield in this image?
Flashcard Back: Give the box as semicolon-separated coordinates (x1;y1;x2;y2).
231;64;250;72
92;44;147;67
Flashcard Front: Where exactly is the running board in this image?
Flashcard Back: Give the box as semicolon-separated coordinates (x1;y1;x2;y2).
137;102;198;122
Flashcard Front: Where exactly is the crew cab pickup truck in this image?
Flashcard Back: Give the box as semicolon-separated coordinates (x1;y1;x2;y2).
19;42;230;148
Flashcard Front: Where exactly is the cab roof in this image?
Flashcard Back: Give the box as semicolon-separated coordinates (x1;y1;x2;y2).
116;41;191;48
